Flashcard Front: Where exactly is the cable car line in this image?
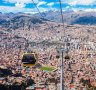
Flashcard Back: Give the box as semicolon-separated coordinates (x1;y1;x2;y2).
19;0;71;71
58;1;71;90
58;0;65;34
31;0;53;31
58;0;70;59
21;0;56;67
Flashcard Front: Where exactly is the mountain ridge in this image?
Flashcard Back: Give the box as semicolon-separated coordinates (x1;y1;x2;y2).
0;11;96;29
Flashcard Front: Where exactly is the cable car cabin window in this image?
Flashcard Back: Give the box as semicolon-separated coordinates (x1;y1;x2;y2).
22;54;36;64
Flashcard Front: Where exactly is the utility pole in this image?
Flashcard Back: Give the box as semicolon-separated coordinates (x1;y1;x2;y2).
56;44;70;90
60;51;64;90
56;47;65;90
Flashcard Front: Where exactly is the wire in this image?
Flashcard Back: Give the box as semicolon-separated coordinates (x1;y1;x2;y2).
58;0;70;54
58;0;65;34
31;0;52;31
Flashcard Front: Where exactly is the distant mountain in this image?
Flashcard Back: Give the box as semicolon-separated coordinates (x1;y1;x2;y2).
72;16;96;25
35;11;96;25
0;11;96;29
0;14;48;29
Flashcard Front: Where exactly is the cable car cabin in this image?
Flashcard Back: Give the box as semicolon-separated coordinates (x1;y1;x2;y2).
56;55;60;59
22;53;37;67
64;55;70;60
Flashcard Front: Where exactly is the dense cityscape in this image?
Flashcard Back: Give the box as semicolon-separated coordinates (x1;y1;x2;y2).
0;11;96;90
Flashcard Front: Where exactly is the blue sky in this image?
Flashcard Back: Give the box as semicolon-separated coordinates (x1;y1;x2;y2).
0;0;96;13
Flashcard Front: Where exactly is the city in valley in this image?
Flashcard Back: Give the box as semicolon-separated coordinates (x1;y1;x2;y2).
0;9;96;90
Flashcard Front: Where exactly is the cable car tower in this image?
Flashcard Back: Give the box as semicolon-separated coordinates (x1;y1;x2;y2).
56;0;71;90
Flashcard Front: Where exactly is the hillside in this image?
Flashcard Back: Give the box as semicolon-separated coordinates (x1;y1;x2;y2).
35;11;96;25
1;11;96;26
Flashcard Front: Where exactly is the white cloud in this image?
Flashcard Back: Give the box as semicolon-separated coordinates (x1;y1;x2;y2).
84;8;96;12
47;2;54;7
65;7;96;12
37;7;48;12
15;2;26;8
65;6;70;9
62;0;96;6
0;5;49;13
37;1;46;7
3;0;39;4
24;12;38;14
0;6;37;13
3;0;39;8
